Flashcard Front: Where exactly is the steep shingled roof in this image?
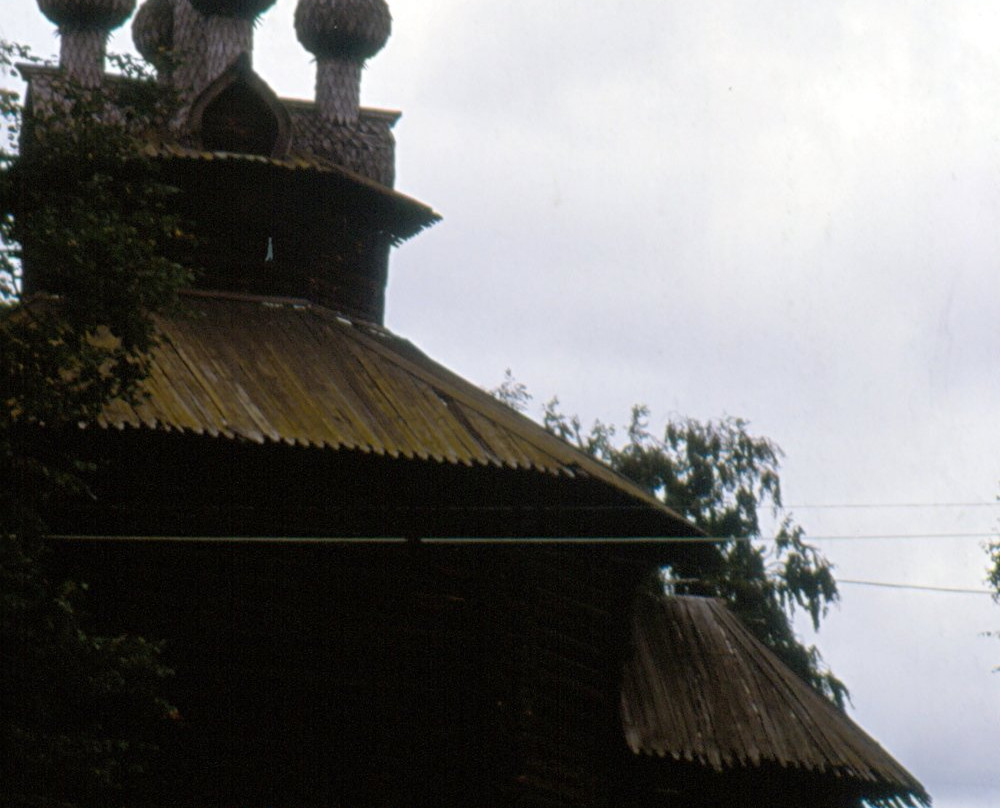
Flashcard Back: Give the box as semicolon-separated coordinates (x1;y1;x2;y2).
621;595;930;807
96;290;692;529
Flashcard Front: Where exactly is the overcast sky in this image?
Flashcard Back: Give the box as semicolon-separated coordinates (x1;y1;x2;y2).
4;2;999;805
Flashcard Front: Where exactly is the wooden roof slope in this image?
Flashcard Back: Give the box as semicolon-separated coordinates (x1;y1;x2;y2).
139;143;440;242
621;595;930;807
98;290;692;530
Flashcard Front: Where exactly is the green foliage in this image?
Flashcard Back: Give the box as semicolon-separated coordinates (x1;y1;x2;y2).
1;43;191;423
0;41;188;806
988;537;999;671
541;397;848;707
1;532;175;807
989;538;1000;602
489;368;533;413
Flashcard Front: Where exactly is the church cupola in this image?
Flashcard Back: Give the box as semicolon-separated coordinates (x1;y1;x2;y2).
38;0;137;86
26;0;438;326
132;0;275;105
131;0;174;78
184;0;275;88
294;0;391;124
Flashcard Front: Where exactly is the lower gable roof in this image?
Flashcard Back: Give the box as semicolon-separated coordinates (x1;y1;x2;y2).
621;594;930;807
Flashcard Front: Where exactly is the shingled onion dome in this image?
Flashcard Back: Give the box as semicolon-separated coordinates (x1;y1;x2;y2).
295;0;391;124
162;0;275;101
186;0;277;65
38;0;137;86
132;0;173;74
186;0;275;16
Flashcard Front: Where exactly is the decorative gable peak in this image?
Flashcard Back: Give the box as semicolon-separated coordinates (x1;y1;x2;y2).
188;55;291;157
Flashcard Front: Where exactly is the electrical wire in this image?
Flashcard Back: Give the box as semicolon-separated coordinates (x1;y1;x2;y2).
837;579;993;595
52;532;997;544
786;501;1000;510
803;532;994;541
48;536;996;597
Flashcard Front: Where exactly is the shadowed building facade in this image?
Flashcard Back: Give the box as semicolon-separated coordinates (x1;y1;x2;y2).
21;2;929;807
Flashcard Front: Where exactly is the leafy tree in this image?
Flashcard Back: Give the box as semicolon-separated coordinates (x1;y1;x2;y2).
988;538;999;671
1;42;190;806
989;540;1000;601
490;368;533;413
492;375;846;706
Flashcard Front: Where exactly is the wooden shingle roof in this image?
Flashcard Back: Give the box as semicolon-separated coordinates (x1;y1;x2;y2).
97;290;692;530
138;142;440;242
621;595;930;807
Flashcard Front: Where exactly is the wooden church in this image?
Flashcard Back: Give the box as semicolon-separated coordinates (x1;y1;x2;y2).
20;1;930;807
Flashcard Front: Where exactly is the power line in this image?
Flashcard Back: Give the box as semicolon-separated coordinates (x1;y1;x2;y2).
421;534;996;544
611;532;995;543
48;536;995;596
50;531;996;545
46;534;783;545
805;532;994;541
838;579;993;595
786;502;1000;510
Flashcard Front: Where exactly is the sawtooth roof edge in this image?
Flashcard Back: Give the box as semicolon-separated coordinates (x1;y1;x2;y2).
90;291;697;533
621;594;931;807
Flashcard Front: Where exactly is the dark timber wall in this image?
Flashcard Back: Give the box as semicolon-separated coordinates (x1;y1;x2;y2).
52;539;657;808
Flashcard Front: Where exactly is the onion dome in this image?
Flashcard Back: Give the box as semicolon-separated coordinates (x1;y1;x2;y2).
37;0;136;30
187;0;276;19
132;0;173;65
38;0;135;31
294;0;391;62
39;0;137;87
